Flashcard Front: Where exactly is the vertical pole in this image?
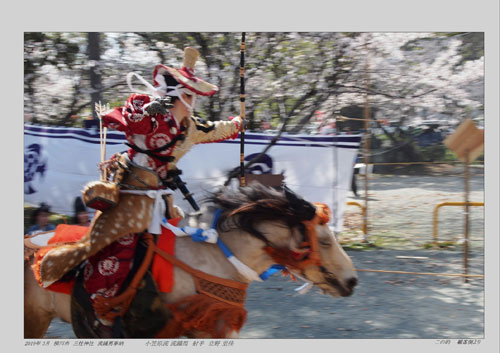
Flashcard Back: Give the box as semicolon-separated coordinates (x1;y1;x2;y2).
88;32;102;121
362;49;370;242
96;103;107;181
240;32;246;187
99;113;105;181
102;127;107;180
463;150;470;283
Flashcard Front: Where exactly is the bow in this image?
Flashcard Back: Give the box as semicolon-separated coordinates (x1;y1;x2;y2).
239;32;246;186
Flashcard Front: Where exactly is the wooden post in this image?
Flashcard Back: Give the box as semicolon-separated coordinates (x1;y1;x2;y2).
362;52;370;243
443;118;484;283
463;150;470;283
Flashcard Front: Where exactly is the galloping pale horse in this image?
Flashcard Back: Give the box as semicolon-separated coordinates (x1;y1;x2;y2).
24;183;357;338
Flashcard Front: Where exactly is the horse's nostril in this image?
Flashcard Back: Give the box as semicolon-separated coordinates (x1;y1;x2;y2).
346;277;358;289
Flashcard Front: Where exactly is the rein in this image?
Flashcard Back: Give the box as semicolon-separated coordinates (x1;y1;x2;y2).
153;245;248;307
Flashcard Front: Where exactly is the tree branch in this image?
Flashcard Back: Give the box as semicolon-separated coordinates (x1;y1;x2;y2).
333;83;438;99
134;32;166;63
60;81;128;125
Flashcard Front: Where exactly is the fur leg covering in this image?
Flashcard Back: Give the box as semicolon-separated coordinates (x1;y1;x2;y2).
38;193;154;287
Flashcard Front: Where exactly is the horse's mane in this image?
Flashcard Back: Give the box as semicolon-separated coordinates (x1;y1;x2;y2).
207;182;316;244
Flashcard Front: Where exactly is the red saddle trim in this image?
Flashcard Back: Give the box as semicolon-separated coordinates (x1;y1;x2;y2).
37;218;179;295
151;217;180;293
31;224;90;294
49;224;89;244
46;279;74;295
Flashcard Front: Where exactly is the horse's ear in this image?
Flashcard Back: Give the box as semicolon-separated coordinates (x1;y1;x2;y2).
283;185;316;220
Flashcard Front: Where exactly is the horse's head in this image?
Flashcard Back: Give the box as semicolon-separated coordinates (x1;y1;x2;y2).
279;188;357;297
290;218;358;297
210;183;357;298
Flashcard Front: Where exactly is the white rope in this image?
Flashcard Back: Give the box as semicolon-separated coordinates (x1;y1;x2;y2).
165;84;197;115
120;189;173;234
160;215;262;282
128;71;198;115
121;187;260;282
161;220;218;244
290;272;314;294
226;256;263;282
126;72;163;98
295;282;313;294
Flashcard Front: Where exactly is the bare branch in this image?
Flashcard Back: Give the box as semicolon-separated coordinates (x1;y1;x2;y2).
333;84;438;99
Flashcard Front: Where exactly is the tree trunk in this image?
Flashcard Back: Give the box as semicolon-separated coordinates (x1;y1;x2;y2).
88;32;102;120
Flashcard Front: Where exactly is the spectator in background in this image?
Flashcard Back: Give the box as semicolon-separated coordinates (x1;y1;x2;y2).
319;118;336;135
27;202;56;235
351;168;359;197
351;154;359;197
73;196;90;226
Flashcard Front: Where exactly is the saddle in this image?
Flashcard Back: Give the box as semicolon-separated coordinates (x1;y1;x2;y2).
37;154;161;288
71;234;173;338
29;225;177;338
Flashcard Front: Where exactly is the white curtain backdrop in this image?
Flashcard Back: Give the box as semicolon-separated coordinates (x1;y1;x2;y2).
24;124;360;232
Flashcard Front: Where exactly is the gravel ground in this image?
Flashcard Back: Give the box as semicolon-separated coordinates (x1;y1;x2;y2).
344;167;484;249
44;170;485;339
45;249;484;339
241;249;483;339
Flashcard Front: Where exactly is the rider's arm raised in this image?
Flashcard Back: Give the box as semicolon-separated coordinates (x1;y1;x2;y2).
189;116;243;144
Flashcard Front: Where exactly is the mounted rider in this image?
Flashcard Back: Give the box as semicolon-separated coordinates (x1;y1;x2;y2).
102;47;242;194
36;47;243;325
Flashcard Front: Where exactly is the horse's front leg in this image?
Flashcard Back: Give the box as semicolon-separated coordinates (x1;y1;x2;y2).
24;266;55;338
24;300;54;338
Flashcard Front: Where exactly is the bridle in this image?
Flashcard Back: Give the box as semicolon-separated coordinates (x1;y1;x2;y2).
263;203;332;275
298;202;332;267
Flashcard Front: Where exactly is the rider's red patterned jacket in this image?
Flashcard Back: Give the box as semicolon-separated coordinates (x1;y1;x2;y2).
102;94;241;180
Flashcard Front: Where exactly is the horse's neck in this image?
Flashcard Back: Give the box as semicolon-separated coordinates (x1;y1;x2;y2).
162;211;278;304
218;229;275;277
176;210;275;282
174;236;242;281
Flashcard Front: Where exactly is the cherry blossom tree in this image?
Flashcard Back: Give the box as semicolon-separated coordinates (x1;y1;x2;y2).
24;32;483;138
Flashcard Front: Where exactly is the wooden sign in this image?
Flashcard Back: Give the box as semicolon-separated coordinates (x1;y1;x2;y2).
444;119;484;162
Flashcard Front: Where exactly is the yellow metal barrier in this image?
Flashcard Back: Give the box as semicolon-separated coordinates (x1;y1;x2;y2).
347;201;367;235
433;202;484;246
